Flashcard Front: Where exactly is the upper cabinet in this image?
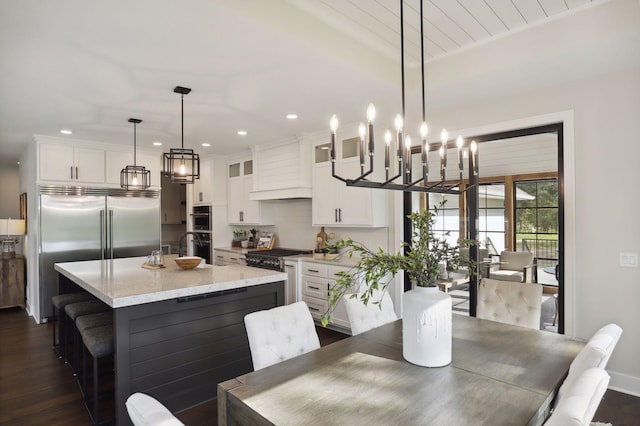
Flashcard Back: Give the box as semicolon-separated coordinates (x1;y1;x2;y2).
311;127;388;227
39;143;105;183
193;158;213;205
37;136;161;188
228;157;267;225
105;150;160;186
249;138;311;200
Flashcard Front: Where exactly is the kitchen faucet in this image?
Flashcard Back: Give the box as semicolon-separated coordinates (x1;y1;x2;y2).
178;232;203;257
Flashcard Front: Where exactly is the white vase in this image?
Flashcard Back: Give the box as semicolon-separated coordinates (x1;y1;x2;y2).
402;286;452;367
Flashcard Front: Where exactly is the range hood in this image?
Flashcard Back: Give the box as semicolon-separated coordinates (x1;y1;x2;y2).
249;138;312;201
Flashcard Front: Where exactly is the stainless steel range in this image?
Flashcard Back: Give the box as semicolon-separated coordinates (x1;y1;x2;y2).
245;248;311;272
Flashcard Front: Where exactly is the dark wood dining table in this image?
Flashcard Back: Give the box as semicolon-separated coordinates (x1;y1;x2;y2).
218;315;583;426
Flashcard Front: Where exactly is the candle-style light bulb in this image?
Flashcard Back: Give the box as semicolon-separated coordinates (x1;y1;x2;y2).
470;140;478;175
132;174;139;186
405;135;412;181
456;135;464;172
440;128;448;170
179;162;186;175
358;122;366;166
329;115;339;133
395;114;404;164
384;130;392;170
366;104;376;123
394;114;404;132
366;104;375;156
329;115;338;162
420;122;429;139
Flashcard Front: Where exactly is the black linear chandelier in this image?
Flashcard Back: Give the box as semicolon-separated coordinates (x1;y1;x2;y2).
329;0;477;194
163;86;200;184
120;118;151;190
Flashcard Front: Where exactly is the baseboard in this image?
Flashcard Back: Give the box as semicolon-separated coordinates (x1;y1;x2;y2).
608;370;640;397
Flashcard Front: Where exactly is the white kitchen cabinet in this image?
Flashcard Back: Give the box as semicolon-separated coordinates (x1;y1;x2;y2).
105;150;160;187
284;259;299;305
39;143;105;183
300;261;354;331
193;158;212;204
227;159;264;225
312;137;388;227
213;249;246;266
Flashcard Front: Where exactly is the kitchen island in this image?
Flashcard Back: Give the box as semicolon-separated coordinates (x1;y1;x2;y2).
55;255;286;425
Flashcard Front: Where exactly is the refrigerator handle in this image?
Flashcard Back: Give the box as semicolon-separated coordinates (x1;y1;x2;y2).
109;209;114;259
100;209;105;260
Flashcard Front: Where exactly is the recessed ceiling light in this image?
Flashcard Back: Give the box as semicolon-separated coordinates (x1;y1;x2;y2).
152;141;163;146
60;129;72;135
286;113;298;120
237;130;247;136
201;143;211;147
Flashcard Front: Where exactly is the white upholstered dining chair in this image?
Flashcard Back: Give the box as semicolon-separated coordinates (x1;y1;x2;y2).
476;278;542;330
343;289;398;335
244;301;321;371
555;323;622;405
544;368;610;426
125;393;184;426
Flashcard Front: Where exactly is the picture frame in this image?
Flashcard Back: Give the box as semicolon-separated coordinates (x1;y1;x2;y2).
19;192;27;229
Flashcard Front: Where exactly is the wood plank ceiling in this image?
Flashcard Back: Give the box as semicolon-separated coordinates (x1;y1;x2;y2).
288;0;602;66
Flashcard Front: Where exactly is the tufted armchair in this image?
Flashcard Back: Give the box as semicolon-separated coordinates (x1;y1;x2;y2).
343;289;398;335
489;250;537;283
476;278;542;330
244;301;321;371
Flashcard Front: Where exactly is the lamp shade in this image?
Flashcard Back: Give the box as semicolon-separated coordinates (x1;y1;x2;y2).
0;219;26;236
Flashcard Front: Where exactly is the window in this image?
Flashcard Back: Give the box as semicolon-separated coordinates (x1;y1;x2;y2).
515;179;558;267
478;183;506;254
427;192;460;246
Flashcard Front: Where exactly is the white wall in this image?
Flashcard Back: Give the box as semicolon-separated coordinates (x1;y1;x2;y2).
427;66;640;395
0;164;20;217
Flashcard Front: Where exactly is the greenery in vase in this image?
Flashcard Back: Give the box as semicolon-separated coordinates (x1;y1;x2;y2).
321;203;476;326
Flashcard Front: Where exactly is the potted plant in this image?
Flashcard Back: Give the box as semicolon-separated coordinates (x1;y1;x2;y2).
323;203;476;367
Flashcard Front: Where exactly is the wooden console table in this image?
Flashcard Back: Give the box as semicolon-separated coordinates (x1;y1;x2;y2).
0;256;25;309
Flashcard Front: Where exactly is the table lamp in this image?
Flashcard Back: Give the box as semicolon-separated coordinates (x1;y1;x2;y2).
1;218;26;259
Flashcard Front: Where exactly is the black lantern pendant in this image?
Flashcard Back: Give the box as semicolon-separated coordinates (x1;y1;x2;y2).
163;86;200;184
121;118;151;190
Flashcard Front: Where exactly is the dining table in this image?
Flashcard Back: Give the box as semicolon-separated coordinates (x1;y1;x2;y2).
218;315;584;426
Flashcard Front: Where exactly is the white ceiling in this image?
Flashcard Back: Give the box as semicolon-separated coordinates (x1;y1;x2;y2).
1;0;638;166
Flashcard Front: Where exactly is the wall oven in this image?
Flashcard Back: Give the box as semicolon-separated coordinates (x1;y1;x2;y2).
192;206;212;263
192;205;211;231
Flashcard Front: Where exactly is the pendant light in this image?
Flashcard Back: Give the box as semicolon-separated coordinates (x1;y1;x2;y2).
120;118;151;190
163;86;200;184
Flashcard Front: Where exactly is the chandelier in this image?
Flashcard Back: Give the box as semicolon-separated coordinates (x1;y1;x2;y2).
329;0;477;194
120;118;151;190
163;86;200;184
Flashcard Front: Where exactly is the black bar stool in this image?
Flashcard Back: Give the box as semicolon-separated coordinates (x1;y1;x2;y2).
64;300;111;374
51;292;94;359
80;324;115;425
76;312;114;395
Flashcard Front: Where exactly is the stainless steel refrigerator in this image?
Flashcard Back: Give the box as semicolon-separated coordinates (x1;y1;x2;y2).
39;186;161;320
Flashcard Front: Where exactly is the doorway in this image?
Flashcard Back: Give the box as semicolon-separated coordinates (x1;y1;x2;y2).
408;123;565;333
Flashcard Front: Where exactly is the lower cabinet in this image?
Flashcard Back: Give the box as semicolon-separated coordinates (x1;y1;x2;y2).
1;256;25;309
300;261;353;332
213;249;246;266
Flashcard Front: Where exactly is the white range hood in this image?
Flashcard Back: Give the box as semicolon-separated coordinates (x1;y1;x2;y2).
249;137;312;201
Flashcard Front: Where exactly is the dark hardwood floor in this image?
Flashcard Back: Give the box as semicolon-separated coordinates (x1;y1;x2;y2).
1;307;637;425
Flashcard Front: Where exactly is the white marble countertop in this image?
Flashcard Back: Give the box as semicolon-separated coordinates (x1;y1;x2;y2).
54;255;287;308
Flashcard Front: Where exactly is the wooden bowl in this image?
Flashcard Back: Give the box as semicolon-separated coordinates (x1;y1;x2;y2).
174;256;202;270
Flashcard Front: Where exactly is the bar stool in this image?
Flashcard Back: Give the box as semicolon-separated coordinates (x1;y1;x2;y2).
64;300;111;373
51;292;94;359
80;324;115;425
76;312;114;394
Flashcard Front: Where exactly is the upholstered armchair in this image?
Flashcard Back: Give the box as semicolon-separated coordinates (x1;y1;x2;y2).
489;250;537;283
